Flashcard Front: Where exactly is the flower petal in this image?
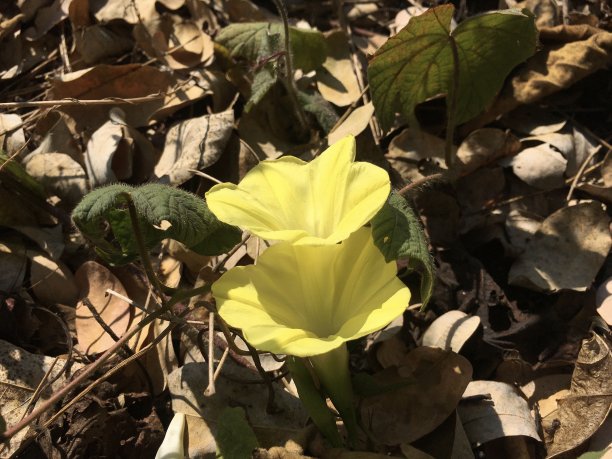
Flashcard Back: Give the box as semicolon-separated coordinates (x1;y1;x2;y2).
212;227;410;357
205;136;390;245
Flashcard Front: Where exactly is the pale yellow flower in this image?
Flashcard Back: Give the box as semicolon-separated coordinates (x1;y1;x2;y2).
212;227;410;357
205;136;390;245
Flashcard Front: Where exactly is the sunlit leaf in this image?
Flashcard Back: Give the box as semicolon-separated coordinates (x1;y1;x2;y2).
371;191;434;305
217;22;327;72
72;183;241;265
368;5;537;131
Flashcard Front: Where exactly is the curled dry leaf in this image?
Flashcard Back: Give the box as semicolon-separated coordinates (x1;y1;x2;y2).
85;111;157;186
545;331;612;458
577;150;612;205
316;31;362;107
421;310;481;353
154;110;234;185
508;202;611;292
360;347;472;445
458;380;540;446
75;261;132;355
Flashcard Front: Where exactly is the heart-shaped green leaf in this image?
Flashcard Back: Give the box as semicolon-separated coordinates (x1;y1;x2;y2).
368;5;537;131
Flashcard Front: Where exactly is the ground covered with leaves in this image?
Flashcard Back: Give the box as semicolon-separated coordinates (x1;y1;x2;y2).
0;0;611;458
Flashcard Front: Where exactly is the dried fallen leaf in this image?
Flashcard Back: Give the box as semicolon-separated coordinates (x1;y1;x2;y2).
385;128;450;182
0;114;25;155
466;25;612;129
328;103;374;145
421;310;481;353
154;110;234;185
30;253;79;307
0;339;83;457
360;347;472;445
545;331;612;458
0;242;27;292
168;361;307;455
509;143;568;190
75;261;132;355
316;31;362;107
596;277;612;326
458;380;541;446
24;152;88;205
456;128;521;175
85;110;157;186
50;64;173;130
508;202;611;292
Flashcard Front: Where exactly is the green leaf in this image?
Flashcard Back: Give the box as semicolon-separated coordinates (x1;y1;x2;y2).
245;64;277;111
368;5;537;131
72;183;241;265
371;191;434;306
297;89;340;133
0;151;46;198
215;407;259;459
217;22;327;72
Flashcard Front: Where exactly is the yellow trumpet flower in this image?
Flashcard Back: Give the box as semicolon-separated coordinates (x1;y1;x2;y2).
205;136;390;245
211;227;410;358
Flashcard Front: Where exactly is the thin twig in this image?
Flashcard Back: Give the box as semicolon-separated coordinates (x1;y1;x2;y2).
0;93;165;109
205;312;216;396
81;298;134;357
0;305;169;441
566;147;602;201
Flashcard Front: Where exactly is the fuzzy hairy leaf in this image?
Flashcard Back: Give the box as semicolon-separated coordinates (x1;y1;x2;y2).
215;407;259;459
217;22;327;72
298;89;340;133
368;5;537;131
72;183;241;265
371;191;434;305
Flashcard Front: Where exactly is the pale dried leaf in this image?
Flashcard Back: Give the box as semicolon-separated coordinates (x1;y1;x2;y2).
75;261;132;355
596;278;612;326
328;103;374;145
422;310;481;353
155;110;234;185
459;380;540;445
509;143;567;190
508;202;611;292
316;31;362;107
0;114;25;155
24;152;88;205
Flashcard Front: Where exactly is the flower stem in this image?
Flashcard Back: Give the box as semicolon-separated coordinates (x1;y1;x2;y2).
287;356;343;447
271;0;309;138
309;344;358;447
